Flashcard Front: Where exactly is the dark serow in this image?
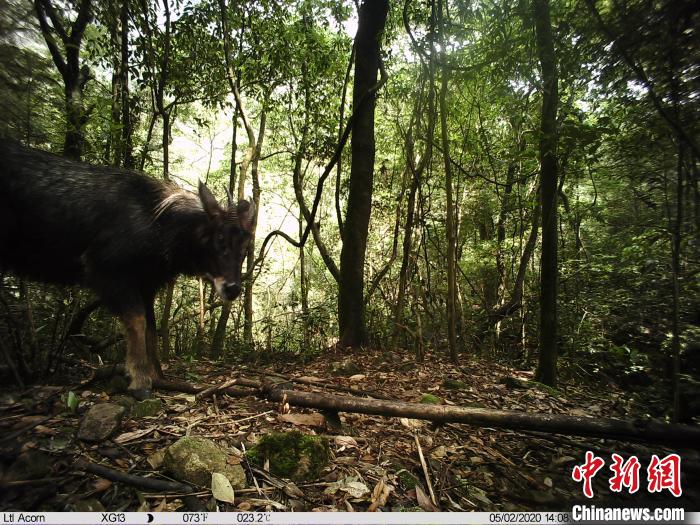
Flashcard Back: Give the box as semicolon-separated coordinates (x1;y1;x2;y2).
0;141;254;399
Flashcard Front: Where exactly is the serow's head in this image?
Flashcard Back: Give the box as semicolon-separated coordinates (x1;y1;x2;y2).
197;181;255;301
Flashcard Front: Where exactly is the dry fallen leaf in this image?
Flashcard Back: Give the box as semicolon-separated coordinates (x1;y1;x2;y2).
399;418;423;429
552;455;577;467
415;485;439;511
334;435;359;448
33;425;57;436
368;477;393;512
430;445;447;459
324;477;370;499
114;427;156;444
147;450;165;469
211;472;235;504
278;413;326;428
92;478;112;492
348;374;366;381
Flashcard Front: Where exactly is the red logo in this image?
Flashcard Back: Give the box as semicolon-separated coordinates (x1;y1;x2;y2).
572;451;606;498
572;452;682;498
609;454;641;494
647;454;682;497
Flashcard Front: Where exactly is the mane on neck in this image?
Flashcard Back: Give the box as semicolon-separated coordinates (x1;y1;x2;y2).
153;184;204;221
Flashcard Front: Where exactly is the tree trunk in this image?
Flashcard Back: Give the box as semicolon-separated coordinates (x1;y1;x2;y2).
671;144;683;422
108;0;122;165
338;0;389;348
242;106;266;348
532;0;559;386
33;0;92;160
120;0;134;169
159;282;174;361
211;108;240;359
299;215;310;348
436;0;458;362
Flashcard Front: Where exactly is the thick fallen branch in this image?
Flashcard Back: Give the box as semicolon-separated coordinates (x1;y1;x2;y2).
262;387;700;449
76;460;193;493
88;368;699;448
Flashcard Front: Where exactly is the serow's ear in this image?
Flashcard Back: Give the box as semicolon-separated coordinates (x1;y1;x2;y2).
237;200;256;233
199;181;222;218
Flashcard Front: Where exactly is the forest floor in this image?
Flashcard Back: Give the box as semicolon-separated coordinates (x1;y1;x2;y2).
0;347;698;512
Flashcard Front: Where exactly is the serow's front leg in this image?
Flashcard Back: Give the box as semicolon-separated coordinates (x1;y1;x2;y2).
121;311;153;400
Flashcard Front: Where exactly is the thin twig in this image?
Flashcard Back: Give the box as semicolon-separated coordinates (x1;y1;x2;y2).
414;433;438;507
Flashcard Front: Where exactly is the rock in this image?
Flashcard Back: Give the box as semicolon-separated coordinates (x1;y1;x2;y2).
131;398;162;418
163;437;246;489
77;403;126;442
6;450;51;481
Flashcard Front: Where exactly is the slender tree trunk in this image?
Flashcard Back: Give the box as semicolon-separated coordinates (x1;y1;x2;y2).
338;0;389;348
671;144;683;422
211;108;240;359
532;0;559;386
299;214;310;348
108;0;122;165
120;0;134;169
393;150;420;348
242;106;267;348
159;283;174;361
436;0;458;362
158;110;173;360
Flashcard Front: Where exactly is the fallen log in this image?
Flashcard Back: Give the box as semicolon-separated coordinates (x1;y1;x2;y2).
262;387;700;449
76;460;193;493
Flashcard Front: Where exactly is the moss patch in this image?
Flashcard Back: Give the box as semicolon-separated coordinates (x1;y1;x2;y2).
419;393;442;404
442;379;468;390
247;431;329;481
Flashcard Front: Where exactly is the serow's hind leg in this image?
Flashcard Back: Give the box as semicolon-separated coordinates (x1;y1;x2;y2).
120;311;153;400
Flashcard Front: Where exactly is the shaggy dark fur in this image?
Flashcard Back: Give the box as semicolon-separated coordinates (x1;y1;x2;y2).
0;141;254;398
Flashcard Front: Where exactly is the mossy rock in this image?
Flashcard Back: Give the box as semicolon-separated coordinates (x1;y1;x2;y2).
164;436;246;489
247;431;329;481
442;379;468;390
419;393;442;405
131;398;162;418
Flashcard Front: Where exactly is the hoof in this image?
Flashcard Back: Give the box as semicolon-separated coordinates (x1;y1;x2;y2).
128;388;152;401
